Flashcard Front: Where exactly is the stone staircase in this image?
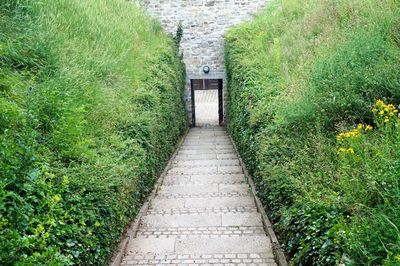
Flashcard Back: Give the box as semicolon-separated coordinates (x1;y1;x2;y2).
121;127;277;266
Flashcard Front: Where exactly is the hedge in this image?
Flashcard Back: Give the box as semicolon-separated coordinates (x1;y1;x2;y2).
225;0;400;265
0;0;186;264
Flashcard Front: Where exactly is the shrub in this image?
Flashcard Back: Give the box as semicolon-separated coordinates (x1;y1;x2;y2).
225;0;400;264
0;0;186;264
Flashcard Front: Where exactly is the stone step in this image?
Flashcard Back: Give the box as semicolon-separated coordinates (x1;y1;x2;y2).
173;159;240;167
174;153;238;160
158;184;219;194
190;127;226;131
180;146;233;150
168;165;243;175
184;136;231;140
217;153;239;159
140;212;263;228
137;226;265;237
157;191;250;199
120;127;277;266
174;154;219;160
183;140;232;145
187;132;228;137
183;140;231;145
219;183;250;193
122;253;277;266
125;235;273;256
149;196;255;210
180;144;233;150
157;184;249;195
178;149;236;155
146;206;258;215
162;173;246;185
175;235;273;255
190;129;227;133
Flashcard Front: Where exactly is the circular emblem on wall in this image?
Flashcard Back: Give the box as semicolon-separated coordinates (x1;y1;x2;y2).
203;65;210;74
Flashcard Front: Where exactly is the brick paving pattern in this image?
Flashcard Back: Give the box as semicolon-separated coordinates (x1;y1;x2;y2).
121;127;277;266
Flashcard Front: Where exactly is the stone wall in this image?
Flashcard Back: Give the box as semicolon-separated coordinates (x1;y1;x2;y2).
137;0;266;125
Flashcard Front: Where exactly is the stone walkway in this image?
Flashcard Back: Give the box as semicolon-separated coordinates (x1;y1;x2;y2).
195;90;219;126
121;127;277;266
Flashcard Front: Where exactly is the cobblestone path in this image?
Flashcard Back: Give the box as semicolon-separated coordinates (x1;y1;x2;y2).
121;127;277;266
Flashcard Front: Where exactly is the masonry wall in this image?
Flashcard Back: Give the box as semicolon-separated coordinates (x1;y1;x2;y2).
138;0;266;125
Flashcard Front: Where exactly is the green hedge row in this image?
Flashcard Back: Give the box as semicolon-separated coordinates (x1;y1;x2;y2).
225;0;400;265
0;0;186;264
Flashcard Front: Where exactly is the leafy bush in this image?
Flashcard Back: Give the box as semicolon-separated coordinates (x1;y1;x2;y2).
0;0;186;265
225;0;400;265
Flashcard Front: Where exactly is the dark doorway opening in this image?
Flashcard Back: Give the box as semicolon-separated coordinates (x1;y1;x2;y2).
190;79;223;127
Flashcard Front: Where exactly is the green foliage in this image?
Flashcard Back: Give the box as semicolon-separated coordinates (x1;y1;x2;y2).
0;0;186;265
225;0;400;265
174;21;184;48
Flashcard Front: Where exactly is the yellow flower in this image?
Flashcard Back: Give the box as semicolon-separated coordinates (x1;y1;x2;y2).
376;100;385;106
387;104;396;110
337;147;355;154
365;125;373;131
373;100;400;123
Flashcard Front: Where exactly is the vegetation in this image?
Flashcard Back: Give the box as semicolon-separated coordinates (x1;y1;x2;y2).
225;0;400;265
0;0;186;264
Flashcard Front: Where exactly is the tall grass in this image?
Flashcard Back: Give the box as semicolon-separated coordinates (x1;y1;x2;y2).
0;0;186;264
225;0;400;264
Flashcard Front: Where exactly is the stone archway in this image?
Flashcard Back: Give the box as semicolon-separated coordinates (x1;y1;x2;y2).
138;0;267;126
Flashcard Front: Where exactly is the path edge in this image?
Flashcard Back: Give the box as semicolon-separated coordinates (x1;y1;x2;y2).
227;130;288;266
108;128;189;266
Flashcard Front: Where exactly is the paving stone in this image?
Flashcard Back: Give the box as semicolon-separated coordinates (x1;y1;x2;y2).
221;212;263;227
120;127;277;266
122;254;277;265
141;213;222;228
180;144;233;149
158;191;251;199
184;140;232;145
158;184;219;195
126;237;175;255
168;166;218;174
185;196;255;208
137;226;265;237
175;154;217;160
178;149;236;155
189;174;245;184
219;184;249;193
147;206;258;215
217;165;243;174
150;198;186;210
162;175;191;185
175;235;273;254
217;153;239;159
185;138;230;142
173;159;240;167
